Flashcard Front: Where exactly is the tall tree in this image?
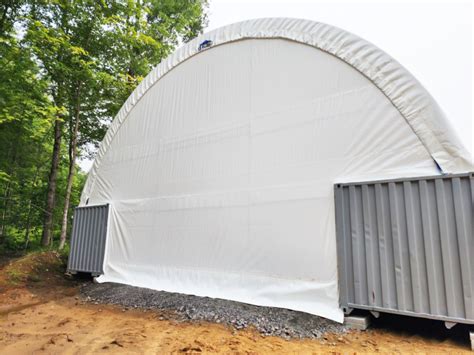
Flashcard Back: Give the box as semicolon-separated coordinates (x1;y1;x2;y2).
25;2;74;246
19;0;208;248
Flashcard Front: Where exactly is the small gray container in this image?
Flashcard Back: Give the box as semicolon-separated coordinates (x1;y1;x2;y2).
67;204;109;275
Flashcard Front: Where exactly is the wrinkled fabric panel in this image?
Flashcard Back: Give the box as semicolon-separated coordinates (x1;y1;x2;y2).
82;19;472;203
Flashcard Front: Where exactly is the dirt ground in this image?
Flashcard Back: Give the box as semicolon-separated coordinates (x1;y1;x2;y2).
0;252;471;354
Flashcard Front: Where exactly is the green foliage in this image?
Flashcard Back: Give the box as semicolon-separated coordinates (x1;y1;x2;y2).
0;34;54;251
0;0;208;251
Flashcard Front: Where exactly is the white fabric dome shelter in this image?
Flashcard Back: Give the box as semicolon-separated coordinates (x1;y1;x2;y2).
81;18;472;322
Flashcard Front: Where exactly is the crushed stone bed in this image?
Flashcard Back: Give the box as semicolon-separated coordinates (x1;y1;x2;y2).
80;282;347;339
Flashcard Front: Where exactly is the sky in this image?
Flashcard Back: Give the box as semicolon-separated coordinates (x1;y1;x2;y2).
80;0;473;171
206;0;473;155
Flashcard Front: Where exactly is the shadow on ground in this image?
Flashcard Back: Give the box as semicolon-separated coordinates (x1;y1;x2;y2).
368;310;473;349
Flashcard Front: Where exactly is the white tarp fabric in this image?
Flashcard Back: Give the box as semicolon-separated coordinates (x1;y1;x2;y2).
81;18;472;323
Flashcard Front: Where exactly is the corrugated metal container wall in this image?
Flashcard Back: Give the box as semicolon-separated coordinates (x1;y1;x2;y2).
335;173;474;325
67;204;109;275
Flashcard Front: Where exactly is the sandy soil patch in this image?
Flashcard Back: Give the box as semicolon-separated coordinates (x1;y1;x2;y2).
0;252;471;354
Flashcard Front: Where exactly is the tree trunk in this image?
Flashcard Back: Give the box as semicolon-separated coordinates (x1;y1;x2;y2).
0;141;17;245
23;198;32;249
58;142;76;250
24;160;44;249
0;181;12;244
41;116;63;247
59;86;82;250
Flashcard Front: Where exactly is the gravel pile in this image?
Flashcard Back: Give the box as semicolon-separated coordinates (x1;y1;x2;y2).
81;282;346;339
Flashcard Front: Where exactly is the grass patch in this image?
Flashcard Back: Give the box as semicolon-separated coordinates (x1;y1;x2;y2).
6;268;28;285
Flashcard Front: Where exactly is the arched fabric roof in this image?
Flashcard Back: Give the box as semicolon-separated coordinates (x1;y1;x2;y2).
80;19;472;323
82;18;471;203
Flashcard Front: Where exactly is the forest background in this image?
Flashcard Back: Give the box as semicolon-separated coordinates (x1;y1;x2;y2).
0;0;208;252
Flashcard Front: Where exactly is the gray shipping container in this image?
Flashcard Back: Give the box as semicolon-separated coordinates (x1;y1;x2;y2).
334;173;474;325
67;204;109;275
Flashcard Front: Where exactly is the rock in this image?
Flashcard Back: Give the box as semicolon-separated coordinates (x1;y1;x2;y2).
80;282;346;340
110;339;124;347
